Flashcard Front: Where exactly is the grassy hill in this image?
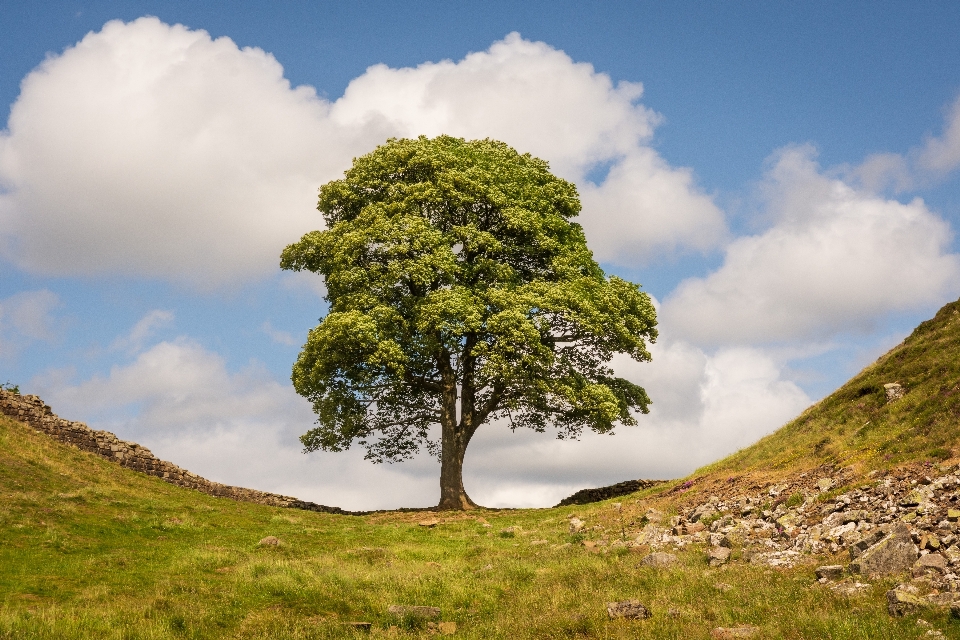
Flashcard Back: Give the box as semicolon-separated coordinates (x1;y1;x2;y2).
3;298;960;638
692;297;960;484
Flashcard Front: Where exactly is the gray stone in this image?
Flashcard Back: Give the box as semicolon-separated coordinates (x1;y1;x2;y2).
914;553;948;576
568;517;585;534
817;478;834;492
258;536;279;546
640;552;677;569
606;600;651;620
887;588;924;616
815;565;845;581
850;524;918;577
388;605;441;619
848;529;885;559
884;383;905;401
707;546;731;566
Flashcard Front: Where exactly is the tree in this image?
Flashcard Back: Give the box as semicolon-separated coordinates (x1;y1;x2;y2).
280;135;658;510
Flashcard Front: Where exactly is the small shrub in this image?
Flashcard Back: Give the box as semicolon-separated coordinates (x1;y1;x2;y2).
1;381;19;395
785;492;804;508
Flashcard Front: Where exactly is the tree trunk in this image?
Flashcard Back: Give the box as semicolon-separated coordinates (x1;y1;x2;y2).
437;417;477;510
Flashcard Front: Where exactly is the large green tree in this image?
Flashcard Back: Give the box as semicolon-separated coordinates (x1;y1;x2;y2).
281;135;657;510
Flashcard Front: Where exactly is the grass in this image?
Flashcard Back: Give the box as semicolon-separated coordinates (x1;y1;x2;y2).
688;297;960;485
4;297;960;638
2;413;958;639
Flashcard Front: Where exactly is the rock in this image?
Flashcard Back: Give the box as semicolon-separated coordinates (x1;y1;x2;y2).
850;524;918;577
720;532;744;548
606;600;651;620
437;621;457;635
710;626;760;639
569;517;585;533
258;536;280;546
817;478;834;492
914;553;948;576
948;509;960;522
707;546;731;567
884;382;905;401
641;552;677;569
887;588;925;616
347;621;372;631
848;530;885;559
815;565;845;581
690;505;717;523
684;522;706;534
418;519;440;527
388;605;441;619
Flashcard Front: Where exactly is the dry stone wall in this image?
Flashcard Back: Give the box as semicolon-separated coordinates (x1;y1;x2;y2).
556;479;665;507
0;388;352;515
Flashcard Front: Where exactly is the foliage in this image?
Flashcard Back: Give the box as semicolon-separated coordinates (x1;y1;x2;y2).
0;414;946;639
281;135;657;507
1;381;19;395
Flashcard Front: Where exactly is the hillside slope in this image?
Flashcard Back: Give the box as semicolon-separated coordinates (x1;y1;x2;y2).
701;297;960;479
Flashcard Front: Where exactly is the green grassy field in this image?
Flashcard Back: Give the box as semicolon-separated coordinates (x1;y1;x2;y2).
4;298;960;638
2;412;955;639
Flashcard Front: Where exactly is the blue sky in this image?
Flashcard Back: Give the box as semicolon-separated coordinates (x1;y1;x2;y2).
3;2;960;509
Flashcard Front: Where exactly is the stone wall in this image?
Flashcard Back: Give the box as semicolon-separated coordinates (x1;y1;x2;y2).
556;479;665;507
0;388;353;515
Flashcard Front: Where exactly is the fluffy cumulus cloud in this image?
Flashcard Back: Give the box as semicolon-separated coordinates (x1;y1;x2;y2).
0;289;63;358
34;336;439;510
663;146;960;346
0;19;722;287
32;316;809;509
852;93;960;192
462;338;809;507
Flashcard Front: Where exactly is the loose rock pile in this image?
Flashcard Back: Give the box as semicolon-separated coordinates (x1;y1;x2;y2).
595;462;960;616
0;389;350;514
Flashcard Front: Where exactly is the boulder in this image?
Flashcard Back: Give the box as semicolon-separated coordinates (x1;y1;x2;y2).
606;600;651;620
258;536;280;546
640;552;677;569
913;553;948;577
884;382;904;401
848;530;885;559
569;517;585;534
707;546;731;567
815;565;845;581
887;588;924;616
849;524;918;577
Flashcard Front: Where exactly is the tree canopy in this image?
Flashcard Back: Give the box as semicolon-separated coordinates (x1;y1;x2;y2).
281;135;657;509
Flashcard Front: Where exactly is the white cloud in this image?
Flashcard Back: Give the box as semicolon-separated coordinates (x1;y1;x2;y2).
578;149;727;263
109;309;173;354
331;32;726;263
918;94;960;176
0;19;722;287
28;327;809;510
0;289;63;357
663;146;960;345
849;93;960;192
261;321;296;346
463;339;810;507
34;338;440;510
